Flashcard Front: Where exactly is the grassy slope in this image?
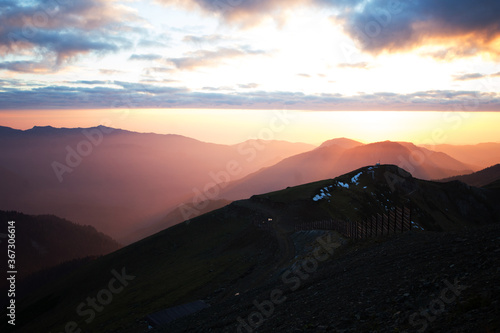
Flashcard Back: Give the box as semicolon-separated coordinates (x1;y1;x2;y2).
10;205;277;332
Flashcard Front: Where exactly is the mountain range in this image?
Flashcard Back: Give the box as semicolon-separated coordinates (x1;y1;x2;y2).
0;126;312;242
218;140;476;201
5;164;500;333
1;126;499;244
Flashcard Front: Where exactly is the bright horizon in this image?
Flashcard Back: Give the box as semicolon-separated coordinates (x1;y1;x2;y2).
1;109;499;146
1;1;499;145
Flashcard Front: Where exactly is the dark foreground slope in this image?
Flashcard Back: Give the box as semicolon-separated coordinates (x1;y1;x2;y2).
160;224;500;333
4;205;281;333
6;165;499;332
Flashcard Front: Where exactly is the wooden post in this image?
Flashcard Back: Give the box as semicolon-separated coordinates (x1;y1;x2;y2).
404;206;411;231
383;214;388;235
366;219;369;238
390;210;396;234
395;207;402;233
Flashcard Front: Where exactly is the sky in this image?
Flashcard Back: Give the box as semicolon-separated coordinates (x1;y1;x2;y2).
0;0;500;145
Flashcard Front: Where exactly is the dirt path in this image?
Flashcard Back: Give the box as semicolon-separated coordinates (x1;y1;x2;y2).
216;200;296;299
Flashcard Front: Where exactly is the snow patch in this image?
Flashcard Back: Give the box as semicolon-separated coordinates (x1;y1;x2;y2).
411;221;425;230
313;186;333;201
337;181;349;189
351;172;362;185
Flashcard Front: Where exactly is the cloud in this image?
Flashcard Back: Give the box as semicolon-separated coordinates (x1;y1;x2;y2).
335;0;500;58
166;47;266;70
183;34;229;44
0;60;54;73
1;79;499;111
158;0;500;58
453;72;500;81
129;54;163;61
337;62;372;69
453;73;486;81
238;83;259;89
72;80;109;85
99;69;125;75
0;0;141;71
144;66;174;74
156;0;309;27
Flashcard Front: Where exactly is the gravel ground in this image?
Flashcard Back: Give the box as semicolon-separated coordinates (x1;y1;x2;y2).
158;223;500;333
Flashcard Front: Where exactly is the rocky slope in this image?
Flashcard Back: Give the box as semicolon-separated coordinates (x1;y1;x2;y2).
159;224;500;333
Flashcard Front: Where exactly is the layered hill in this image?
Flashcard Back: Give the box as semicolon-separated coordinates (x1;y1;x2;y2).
0;211;120;284
424;142;500;169
438;164;500;188
220;141;475;200
0;126;313;241
7;165;500;332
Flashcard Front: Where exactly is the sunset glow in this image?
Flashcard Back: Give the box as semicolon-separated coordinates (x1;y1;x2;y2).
1;109;499;146
1;0;499;143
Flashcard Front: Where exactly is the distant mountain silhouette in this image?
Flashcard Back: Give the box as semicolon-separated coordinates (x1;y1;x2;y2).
424;142;500;169
0;211;120;285
0;126;313;241
219;140;474;200
438;164;500;187
317;137;364;149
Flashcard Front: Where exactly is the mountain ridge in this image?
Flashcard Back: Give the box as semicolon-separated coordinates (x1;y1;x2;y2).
437;164;500;187
7;164;499;332
218;140;474;201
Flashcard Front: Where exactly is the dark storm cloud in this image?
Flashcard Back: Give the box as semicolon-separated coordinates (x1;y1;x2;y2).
1;79;499;111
